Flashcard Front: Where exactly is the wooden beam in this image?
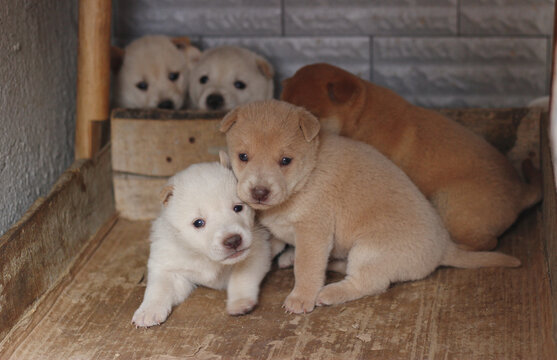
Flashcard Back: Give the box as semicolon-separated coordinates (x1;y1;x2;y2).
75;0;112;159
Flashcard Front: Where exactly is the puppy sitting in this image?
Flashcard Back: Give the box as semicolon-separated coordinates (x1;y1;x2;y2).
112;35;201;109
189;46;274;111
281;63;542;251
221;100;520;314
132;155;272;327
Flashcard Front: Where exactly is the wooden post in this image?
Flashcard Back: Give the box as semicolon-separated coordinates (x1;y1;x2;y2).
75;0;112;159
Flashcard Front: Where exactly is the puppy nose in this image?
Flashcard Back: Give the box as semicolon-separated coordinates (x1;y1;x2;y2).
251;186;270;202
158;100;174;109
206;93;224;110
223;234;242;250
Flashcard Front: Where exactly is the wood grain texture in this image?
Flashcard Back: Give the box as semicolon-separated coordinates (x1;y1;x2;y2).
3;209;555;359
113;174;167;220
0;146;115;343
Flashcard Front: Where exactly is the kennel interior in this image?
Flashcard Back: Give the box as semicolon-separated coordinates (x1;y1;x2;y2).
1;1;557;359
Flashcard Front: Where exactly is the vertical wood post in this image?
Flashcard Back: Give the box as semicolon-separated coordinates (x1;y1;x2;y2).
75;0;112;159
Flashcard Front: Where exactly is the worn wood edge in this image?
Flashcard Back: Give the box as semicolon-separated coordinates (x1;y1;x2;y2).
542;113;557;352
0;144;116;342
0;214;119;358
111;108;227;120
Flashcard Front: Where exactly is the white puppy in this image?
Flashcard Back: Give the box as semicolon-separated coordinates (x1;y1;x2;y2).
132;154;272;328
112;35;201;110
189;46;274;111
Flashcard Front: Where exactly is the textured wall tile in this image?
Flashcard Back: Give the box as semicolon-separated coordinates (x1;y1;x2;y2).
373;37;547;108
285;0;457;35
202;37;371;89
114;0;281;37
460;1;554;35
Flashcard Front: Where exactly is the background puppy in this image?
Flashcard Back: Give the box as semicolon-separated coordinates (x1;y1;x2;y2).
132;155;271;328
281;63;542;251
112;35;201;109
220;100;520;314
189;46;274;111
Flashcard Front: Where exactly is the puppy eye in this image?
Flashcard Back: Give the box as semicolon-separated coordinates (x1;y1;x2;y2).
234;81;246;90
168;72;180;81
193;219;205;228
136;81;148;91
233;204;243;213
199;75;209;84
239;153;248;162
280;157;292;166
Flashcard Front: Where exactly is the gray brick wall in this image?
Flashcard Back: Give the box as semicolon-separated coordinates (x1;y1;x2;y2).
113;0;554;108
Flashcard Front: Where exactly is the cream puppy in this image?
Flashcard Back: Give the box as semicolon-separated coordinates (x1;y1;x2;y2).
220;100;520;314
132;156;272;328
189;46;274;111
112;35;201;109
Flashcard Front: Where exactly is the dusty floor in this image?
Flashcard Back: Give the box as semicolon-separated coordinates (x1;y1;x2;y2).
2;207;555;359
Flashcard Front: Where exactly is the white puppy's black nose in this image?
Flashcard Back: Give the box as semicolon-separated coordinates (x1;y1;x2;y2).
223;234;242;250
251;186;270;202
206;93;224;110
158;100;174;109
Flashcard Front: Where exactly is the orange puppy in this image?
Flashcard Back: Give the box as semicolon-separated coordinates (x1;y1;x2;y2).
281;63;541;251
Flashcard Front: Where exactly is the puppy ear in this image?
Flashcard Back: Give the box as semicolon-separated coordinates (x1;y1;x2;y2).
256;57;274;79
159;185;174;206
170;36;191;50
326;77;361;104
220;108;240;133
219;151;232;169
185;46;202;70
110;46;124;73
298;109;320;142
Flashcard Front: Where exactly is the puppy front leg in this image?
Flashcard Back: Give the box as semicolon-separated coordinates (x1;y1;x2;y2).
226;242;272;315
283;226;332;314
132;269;194;328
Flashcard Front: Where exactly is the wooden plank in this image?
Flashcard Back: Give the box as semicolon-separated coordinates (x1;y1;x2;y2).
0;145;115;343
75;0;112;159
542;113;557;347
111;109;227;176
113;174;166;220
3;209;555;359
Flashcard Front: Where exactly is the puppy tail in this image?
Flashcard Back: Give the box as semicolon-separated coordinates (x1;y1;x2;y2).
441;244;521;269
520;158;542;209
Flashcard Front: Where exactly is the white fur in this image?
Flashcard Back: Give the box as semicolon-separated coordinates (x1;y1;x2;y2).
132;162;272;328
114;35;201;109
188;46;274;111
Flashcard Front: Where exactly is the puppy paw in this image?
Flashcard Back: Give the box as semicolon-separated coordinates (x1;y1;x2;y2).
277;247;295;269
316;282;351;307
132;304;171;328
227;298;257;316
283;291;315;314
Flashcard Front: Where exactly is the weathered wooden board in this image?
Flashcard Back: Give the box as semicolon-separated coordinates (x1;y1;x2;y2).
542;113;557;346
2;209;555;359
111;108;541;220
0;145;115;344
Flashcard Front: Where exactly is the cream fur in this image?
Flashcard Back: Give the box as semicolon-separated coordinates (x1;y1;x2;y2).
132;161;272;327
221;100;520;314
189;46;274;111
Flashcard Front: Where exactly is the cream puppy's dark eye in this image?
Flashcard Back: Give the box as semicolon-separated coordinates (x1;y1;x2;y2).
199;75;208;84
234;81;246;90
168;72;180;81
239;153;248;162
136;81;148;91
193;219;205;228
233;205;243;213
280;157;292;166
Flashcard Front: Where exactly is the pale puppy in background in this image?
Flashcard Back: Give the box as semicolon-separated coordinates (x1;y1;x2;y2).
132;154;277;328
221;100;520;315
189;46;274;111
112;35;201;110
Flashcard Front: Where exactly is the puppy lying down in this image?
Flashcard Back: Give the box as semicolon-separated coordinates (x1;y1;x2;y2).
189;46;274;111
221;100;520;314
132;156;274;327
